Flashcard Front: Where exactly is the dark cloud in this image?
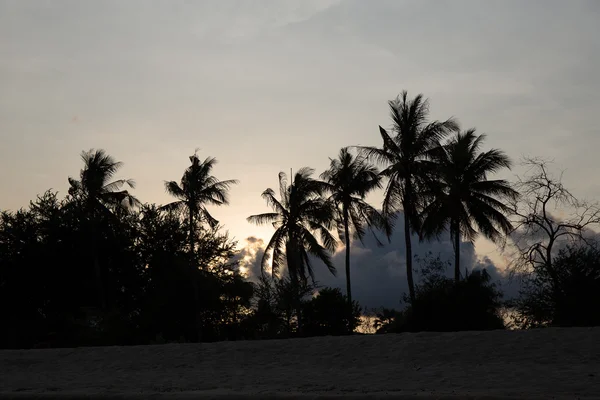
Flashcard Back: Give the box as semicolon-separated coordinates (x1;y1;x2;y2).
239;213;519;311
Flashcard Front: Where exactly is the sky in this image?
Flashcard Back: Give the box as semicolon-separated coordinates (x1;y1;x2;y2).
2;0;600;308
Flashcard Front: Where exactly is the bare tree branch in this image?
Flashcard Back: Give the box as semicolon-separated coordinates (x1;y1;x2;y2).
506;157;600;288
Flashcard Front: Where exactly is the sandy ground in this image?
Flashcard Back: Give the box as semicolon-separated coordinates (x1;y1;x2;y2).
1;328;599;399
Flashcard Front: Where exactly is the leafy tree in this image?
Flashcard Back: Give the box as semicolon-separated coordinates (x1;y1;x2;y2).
320;147;388;306
0;152;254;348
301;287;361;336
359;91;458;302
249;275;317;338
420;130;517;282
515;244;600;328
372;253;505;333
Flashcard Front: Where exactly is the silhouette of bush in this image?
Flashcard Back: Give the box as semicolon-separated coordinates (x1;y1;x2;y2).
376;254;505;333
515;244;600;328
301;287;361;336
404;269;505;331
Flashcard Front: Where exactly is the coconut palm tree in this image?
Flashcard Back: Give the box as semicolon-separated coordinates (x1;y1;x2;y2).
162;151;237;341
248;168;337;333
68;149;140;310
358;91;458;302
68;149;139;211
420;129;518;282
247;168;337;284
162;152;238;263
320;147;389;307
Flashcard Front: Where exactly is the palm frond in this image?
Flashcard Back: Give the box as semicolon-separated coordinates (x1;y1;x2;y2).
381;175;402;221
471;182;519;205
200;207;219;228
164;181;186;200
159;200;186;214
278;172;289;205
302;228;336;277
262;228;286;278
102;179;135;193
247;212;281;226
261;188;288;216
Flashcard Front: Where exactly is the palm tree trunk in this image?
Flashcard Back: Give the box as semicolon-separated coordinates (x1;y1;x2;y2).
402;179;416;304
343;211;354;332
454;232;460;283
286;238;304;335
343;210;352;306
295;280;303;336
188;211;202;342
452;220;461;283
89;207;106;311
189;212;195;262
404;213;416;304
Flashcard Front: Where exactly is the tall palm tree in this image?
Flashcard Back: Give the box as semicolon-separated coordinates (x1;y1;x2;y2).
320;147;389;307
420;129;518;282
162;152;238;263
68;149;140;310
358;91;458;303
248;168;337;333
162;151;237;341
247;168;337;284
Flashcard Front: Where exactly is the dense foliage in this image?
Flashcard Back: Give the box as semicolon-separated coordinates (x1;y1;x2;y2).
373;254;505;333
514;245;600;328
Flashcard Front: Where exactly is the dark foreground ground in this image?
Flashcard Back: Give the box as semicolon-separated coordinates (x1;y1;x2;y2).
1;328;599;399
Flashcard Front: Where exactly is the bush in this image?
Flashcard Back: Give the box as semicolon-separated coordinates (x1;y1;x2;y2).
515;244;600;328
377;254;505;333
301;287;361;336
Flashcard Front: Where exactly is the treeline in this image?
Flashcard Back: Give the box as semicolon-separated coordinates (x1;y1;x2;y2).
1;91;599;349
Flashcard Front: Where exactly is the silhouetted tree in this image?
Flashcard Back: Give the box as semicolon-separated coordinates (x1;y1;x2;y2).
250;275;317;337
397;254;504;332
420;130;517;282
508;157;600;289
0;149;255;348
301;287;361;336
68;149;139;310
320;147;388;307
359;91;458;302
515;244;600;328
163;151;238;260
162;151;238;341
247;168;337;331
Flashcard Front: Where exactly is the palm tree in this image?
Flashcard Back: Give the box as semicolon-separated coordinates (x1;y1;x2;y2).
162;151;237;342
420;129;518;282
247;168;337;330
68;149;140;310
248;168;337;283
358;91;458;303
162;152;238;263
320;147;389;307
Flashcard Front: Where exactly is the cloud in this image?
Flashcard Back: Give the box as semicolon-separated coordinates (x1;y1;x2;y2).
236;236;267;279
239;213;519;310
